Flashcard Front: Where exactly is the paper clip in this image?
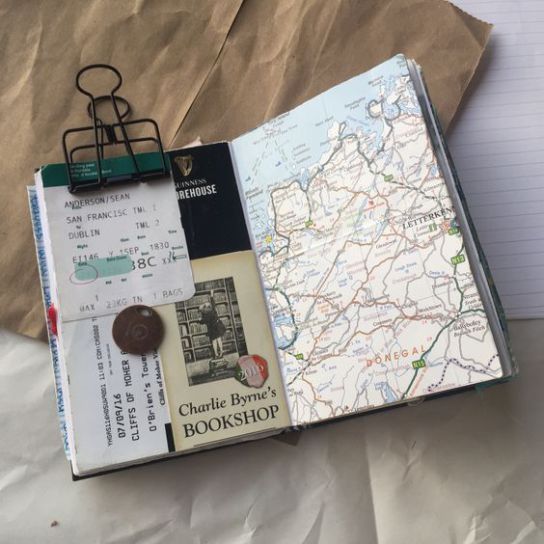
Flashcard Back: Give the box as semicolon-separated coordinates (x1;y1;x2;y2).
62;64;167;193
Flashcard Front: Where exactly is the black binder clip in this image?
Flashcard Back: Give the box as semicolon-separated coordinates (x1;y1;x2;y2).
62;64;167;193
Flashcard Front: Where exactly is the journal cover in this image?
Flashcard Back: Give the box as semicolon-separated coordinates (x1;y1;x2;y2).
28;56;515;477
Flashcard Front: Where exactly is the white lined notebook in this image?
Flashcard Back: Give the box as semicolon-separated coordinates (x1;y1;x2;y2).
449;0;544;318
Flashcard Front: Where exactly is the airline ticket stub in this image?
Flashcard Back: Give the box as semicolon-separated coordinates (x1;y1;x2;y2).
41;177;195;322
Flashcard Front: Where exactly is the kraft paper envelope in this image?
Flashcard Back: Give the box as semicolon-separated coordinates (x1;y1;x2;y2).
0;0;491;339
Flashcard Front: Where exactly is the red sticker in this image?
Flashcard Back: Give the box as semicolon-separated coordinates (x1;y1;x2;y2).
47;305;58;336
235;355;269;388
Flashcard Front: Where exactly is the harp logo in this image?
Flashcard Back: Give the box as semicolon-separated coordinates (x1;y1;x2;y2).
175;155;193;177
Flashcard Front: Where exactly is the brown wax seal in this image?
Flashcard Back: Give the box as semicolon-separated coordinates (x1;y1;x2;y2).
112;305;164;355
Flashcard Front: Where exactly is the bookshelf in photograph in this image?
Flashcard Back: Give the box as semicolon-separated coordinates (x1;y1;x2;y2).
175;277;247;365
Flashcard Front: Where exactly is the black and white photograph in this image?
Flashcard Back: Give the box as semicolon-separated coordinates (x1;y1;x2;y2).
175;277;248;386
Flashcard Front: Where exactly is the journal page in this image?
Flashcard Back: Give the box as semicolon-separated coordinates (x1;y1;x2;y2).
232;55;505;426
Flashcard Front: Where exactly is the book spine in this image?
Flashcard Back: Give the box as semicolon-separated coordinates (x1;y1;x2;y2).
27;186;70;457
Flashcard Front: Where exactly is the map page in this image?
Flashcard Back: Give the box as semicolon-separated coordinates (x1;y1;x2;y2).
232;55;504;426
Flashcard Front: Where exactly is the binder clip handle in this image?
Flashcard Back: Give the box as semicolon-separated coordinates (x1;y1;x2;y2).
76;64;123;98
62;63;167;193
77;65;128;140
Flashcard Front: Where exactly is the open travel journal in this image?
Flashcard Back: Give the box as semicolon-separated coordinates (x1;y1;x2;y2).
29;55;516;478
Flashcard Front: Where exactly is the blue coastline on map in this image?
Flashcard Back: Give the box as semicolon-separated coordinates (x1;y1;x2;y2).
233;55;412;245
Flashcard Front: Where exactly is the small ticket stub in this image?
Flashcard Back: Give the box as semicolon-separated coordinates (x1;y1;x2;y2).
42;177;195;322
61;315;172;472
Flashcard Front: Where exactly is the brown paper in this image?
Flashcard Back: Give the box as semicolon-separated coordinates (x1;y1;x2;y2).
0;0;243;339
0;0;491;339
172;0;492;145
